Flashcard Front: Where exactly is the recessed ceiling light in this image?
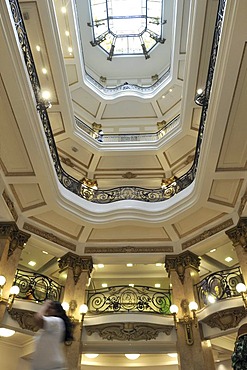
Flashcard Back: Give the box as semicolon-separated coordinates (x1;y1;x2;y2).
36;45;41;51
65;30;70;36
0;328;15;337
126;263;133;267
225;256;233;262
210;248;216;253
68;47;73;53
162;95;165;99
129;284;134;287
61;7;67;13
102;283;107;288
125;354;140;360
197;88;203;94
42;68;47;74
42;250;48;254
156;263;162;266
41;90;51;100
169;88;173;92
28;261;36;266
155;283;161;288
168;353;177;358
98;264;104;268
85;354;99;359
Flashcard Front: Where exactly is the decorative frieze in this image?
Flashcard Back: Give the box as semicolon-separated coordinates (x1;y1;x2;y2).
86;322;173;341
23;222;76;251
165;251;200;283
58;252;93;284
182;219;234;250
202;306;246;331
226;217;247;248
85;246;173;254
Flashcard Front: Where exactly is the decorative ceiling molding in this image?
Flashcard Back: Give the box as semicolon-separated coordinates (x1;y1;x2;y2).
84;246;173;254
23;222;76;251
85;322;173;341
181;219;234;250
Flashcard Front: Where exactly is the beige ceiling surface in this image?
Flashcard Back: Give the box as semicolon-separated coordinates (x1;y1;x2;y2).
1;0;247;367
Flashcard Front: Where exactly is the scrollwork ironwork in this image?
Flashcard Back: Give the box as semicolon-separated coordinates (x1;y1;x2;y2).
86;285;172;314
9;0;226;203
13;269;63;302
195;266;244;307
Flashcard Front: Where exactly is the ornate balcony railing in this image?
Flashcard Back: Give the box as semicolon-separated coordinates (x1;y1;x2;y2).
13;269;63;303
8;0;226;203
75;115;180;143
86;285;172;314
195;266;244;308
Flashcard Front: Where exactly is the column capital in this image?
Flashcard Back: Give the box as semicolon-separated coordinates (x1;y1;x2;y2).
226;217;247;247
165;251;200;283
0;221;30;257
58;252;93;284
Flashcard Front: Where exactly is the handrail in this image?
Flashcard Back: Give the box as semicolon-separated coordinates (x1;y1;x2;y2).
8;0;226;203
195;266;244;308
13;269;63;303
86;285;172;314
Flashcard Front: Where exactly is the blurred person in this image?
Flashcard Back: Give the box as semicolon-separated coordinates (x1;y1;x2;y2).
32;300;73;370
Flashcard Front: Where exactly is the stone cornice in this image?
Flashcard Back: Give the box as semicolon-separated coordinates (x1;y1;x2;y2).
226;217;247;247
0;222;30;257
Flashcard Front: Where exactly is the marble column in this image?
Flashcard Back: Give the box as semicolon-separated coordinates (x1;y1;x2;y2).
0;222;30;321
226;217;247;282
165;251;215;370
58;252;93;370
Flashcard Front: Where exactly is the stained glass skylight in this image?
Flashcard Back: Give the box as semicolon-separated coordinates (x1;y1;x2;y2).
88;0;166;60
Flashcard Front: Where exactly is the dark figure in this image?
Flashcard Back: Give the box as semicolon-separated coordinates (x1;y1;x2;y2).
32;300;73;370
232;324;247;370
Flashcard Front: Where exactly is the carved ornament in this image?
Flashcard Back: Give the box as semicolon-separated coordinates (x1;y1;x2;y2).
58;252;93;284
226;217;247;248
0;222;30;257
85;322;173;341
182;219;233;250
165;251;200;283
2;190;18;221
23;222;76;251
9;308;39;332
85;246;173;254
202;306;246;331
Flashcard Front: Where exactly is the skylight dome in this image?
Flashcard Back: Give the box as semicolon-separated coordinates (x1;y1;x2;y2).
88;0;166;60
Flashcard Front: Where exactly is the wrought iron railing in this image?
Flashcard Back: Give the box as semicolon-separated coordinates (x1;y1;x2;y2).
86;285;172;314
8;0;226;203
13;269;63;303
75;114;180;143
195;266;244;308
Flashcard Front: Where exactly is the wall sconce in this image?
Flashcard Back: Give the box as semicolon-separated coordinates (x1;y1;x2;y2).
79;304;88;329
170;299;198;345
62;300;78;322
0;276;20;311
236;283;247;308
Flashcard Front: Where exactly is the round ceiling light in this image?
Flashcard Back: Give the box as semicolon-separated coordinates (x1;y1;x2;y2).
0;328;15;337
125;354;140;360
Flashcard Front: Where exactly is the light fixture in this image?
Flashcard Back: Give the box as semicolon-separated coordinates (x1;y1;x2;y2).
0;275;20;311
155;283;161;288
236;283;247;308
156;263;162;267
225;256;233;262
84;354;99;359
168;353;177;358
79;304;88;330
28;261;36;267
126;263;133;267
97;264;104;268
0;328;15;337
129;284;134;287
102;283;107;288
125;354;140;360
170;299;198;345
